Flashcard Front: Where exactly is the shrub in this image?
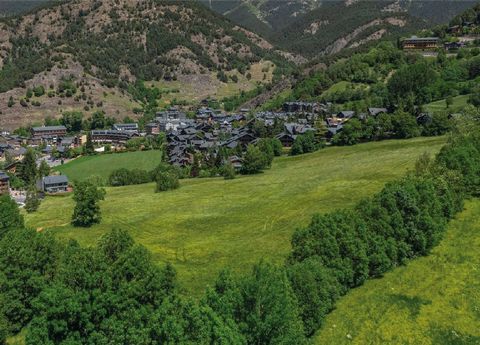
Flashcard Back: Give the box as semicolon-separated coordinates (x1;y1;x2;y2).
155;171;179;192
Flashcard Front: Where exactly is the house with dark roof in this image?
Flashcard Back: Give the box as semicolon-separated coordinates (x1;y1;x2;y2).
91;130;139;145
37;175;69;193
113;123;139;132
0;171;9;195
402;36;440;51
368;108;388;117
31;126;67;139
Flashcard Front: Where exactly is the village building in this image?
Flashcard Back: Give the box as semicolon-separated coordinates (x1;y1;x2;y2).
31;125;67;139
91;130;139;145
113;123;139;132
37;175;69;193
0;171;9;195
402;36;440;51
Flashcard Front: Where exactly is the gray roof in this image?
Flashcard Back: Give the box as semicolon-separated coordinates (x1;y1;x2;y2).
0;171;9;180
32;126;67;132
43;175;68;185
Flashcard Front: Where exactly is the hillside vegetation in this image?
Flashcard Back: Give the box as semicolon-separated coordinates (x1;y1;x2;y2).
25;137;446;294
314;199;480;344
204;0;474;57
0;0;293;130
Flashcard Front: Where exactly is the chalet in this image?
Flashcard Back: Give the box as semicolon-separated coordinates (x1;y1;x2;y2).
5;147;27;161
4;161;19;174
402;36;440;51
91;130;139;145
283;101;318;113
0;171;9;195
113;123;139;132
275;132;296;147
337;110;355;119
146;123;161;135
368;108;388;117
228;155;243;171
448;25;462;35
444;41;465;50
31;125;67;139
37;175;69;193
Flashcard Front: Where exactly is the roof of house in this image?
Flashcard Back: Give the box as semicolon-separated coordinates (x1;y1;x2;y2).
0;171;9;180
43;175;69;185
32;125;67;132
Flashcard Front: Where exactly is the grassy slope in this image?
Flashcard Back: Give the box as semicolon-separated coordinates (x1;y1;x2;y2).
314;199;480;345
150;60;274;107
55;150;163;183
27;137;446;295
425;94;470;113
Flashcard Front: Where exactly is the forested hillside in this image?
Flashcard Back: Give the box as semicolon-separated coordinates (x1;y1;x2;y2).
0;0;294;130
0;0;50;17
204;0;475;57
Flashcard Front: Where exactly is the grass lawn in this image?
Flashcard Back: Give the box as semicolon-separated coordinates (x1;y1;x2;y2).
55;150;163;183
27;137;446;295
425;94;470;113
314;199;480;345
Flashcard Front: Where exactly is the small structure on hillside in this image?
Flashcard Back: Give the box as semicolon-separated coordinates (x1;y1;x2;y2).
37;175;69;194
402;36;440;51
0;171;9;195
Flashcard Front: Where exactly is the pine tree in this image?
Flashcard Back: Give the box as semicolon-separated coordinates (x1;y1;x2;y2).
84;132;94;155
37;160;50;178
25;188;40;213
21;149;37;185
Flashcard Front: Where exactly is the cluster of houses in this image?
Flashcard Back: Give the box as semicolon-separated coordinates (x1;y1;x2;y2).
162;103;391;167
0;101;393;198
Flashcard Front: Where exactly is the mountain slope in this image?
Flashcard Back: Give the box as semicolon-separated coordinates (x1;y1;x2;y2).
204;0;476;57
0;0;293;130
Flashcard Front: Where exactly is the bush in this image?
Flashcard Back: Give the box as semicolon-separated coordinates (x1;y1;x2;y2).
241;145;266;174
108;168;151;186
155;171;179;192
222;163;236;180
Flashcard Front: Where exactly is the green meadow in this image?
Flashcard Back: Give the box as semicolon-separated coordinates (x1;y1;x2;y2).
27;137;446;294
55;150;163;183
315;199;480;345
425;94;470;113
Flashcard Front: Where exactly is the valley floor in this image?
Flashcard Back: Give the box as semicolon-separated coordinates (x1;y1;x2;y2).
315;199;480;345
25;137;446;295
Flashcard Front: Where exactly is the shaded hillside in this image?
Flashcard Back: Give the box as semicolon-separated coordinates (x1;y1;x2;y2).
204;0;476;57
0;0;51;18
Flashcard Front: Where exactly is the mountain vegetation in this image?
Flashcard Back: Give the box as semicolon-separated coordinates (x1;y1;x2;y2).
0;0;294;130
204;0;475;57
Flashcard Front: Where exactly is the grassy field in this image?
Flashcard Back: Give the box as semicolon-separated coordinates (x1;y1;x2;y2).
27;137;446;295
425;94;470;113
55;150;163;183
314;199;480;345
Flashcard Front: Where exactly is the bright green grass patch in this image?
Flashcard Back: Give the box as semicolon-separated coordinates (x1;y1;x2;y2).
321;81;367;98
55;150;163;182
425;94;470;113
314;199;480;345
27;137;446;295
